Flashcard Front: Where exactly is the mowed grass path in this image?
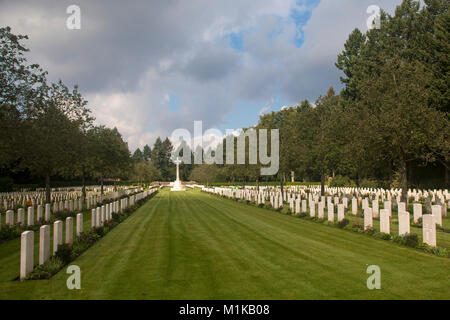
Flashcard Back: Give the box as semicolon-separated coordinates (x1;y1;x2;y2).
0;189;448;299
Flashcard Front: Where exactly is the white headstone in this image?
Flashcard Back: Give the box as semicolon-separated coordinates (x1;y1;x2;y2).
384;201;392;217
6;209;14;225
18;208;24;225
380;209;390;234
37;205;43;221
364;208;373;230
65;217;73;245
53;220;63;254
45;203;51;222
96;207;101;226
91;209;96;229
398;211;410;236
76;213;83;236
39;225;50;265
337;204;345;222
310;202;316;217
431;205;442;227
372;201;379;218
422;214;436;247
327;204;334;222
20;230;34;280
352;198;357;215
318;202;324;219
27;206;34;226
413;203;422;223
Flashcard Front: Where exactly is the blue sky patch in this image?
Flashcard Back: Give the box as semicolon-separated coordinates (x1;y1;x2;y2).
290;0;321;47
228;32;244;51
167;93;181;111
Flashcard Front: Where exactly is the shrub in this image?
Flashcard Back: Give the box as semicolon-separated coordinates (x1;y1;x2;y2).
343;224;353;231
337;218;349;228
427;246;448;257
72;232;100;255
392;235;404;245
93;226;105;236
55;244;75;265
373;232;392;240
72;240;90;256
329;175;356;187
364;227;375;235
403;233;419;248
351;223;364;232
26;257;64;280
0;225;20;241
359;178;379;188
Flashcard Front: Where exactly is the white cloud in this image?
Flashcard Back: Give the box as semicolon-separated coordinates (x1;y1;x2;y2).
0;0;402;152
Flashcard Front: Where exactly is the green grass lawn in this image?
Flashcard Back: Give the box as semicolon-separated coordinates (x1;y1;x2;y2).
0;189;448;299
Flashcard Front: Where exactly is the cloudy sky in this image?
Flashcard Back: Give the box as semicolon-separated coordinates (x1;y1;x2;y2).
1;0;400;151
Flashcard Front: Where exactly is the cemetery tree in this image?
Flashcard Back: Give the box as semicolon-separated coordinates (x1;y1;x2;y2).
151;137;164;171
308;88;343;195
161;137;174;180
90;126;131;194
257;110;289;191
0;26;47;167
143;144;152;162
73;128;95;202
58;90;94;202
335;28;366;101
132;148;144;162
358;57;449;202
189;164;219;186
22;81;91;203
131;160;161;184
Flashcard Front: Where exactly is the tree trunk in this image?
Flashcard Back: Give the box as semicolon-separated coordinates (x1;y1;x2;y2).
280;172;284;195
81;171;86;204
256;178;259;192
400;159;408;203
320;173;325;196
388;159;393;186
445;159;449;189
408;162;413;186
100;176;104;195
45;171;51;204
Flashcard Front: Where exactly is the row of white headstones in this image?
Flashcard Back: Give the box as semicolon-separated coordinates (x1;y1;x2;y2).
0;188;144;227
19;188;157;280
0;185;142;213
202;186;448;249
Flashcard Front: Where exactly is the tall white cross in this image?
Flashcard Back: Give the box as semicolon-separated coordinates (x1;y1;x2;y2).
173;158;182;182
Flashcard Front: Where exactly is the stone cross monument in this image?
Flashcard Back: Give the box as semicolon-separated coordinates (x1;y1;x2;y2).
171;158;186;191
